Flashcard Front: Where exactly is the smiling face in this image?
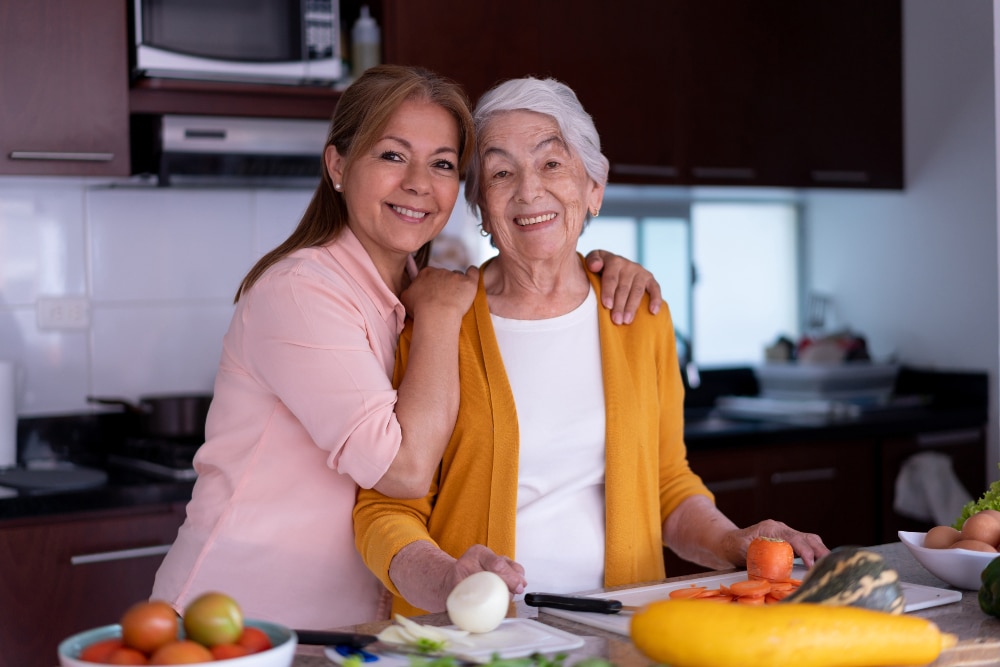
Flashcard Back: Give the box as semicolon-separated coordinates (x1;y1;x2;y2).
326;97;462;284
479;110;604;265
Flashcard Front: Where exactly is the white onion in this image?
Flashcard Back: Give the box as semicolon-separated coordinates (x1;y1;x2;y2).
446;571;510;633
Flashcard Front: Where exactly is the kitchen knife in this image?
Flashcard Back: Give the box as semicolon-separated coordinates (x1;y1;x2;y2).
524;593;639;614
295;630;378;648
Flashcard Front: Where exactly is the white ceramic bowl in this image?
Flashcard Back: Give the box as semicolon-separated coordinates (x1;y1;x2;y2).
58;618;296;667
898;530;1000;590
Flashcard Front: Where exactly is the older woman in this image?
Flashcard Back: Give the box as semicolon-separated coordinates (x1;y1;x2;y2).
353;76;829;616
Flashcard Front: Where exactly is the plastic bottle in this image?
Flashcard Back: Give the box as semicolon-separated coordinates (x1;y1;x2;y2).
351;5;381;77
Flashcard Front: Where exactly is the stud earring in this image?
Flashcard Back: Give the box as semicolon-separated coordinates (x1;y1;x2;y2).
591;208;600;218
479;227;490;237
334;183;343;192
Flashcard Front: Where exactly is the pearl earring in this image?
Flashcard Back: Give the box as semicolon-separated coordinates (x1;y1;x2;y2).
334;183;343;192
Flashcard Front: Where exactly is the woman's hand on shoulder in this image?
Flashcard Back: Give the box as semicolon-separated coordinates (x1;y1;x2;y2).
402;266;479;320
584;250;662;325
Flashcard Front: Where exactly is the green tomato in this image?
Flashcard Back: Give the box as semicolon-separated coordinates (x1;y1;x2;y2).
182;591;244;647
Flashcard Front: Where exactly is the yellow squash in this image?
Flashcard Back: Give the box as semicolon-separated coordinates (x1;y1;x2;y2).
629;599;957;667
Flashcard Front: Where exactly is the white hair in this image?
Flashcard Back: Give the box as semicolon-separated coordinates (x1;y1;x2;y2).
464;77;609;218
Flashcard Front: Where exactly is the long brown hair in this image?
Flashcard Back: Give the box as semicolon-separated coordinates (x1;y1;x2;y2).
234;65;475;302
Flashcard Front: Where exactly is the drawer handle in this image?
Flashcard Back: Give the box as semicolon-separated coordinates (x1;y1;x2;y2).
771;467;837;484
691;166;755;180
9;151;114;162
611;163;679;178
811;170;870;184
70;544;171;565
915;428;982;448
706;476;757;493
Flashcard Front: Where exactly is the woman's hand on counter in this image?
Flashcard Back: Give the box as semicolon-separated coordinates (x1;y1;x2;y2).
390;541;527;613
663;495;830;570
725;519;830;568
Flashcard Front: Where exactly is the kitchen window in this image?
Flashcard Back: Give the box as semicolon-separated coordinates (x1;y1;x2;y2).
449;186;801;368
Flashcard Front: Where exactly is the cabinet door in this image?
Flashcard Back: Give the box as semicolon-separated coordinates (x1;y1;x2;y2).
381;0;684;184
0;0;130;176
761;440;877;549
781;1;903;188
0;505;185;667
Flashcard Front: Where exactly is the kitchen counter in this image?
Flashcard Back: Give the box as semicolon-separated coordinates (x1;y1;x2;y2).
286;541;1000;667
0;466;192;524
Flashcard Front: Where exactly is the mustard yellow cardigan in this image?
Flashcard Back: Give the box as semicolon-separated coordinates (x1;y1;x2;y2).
353;261;713;616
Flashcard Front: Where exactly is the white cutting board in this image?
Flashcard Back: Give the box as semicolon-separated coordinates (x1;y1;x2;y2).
325;618;585;666
538;567;963;636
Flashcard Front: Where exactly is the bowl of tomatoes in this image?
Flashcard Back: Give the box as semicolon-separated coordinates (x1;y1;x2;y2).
58;593;296;666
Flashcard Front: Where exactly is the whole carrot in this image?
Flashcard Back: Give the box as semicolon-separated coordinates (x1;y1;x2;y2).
746;536;794;582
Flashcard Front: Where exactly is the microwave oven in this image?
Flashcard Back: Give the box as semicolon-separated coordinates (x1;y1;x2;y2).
132;0;342;85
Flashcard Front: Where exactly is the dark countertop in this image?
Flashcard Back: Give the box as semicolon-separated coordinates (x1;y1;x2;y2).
684;403;986;449
287;541;1000;667
0;466;193;524
0;413;985;524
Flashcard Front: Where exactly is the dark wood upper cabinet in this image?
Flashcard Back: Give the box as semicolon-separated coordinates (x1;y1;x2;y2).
381;0;903;189
0;0;131;177
0;0;901;187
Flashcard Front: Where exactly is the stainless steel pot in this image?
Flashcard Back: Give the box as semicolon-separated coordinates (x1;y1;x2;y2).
87;393;212;439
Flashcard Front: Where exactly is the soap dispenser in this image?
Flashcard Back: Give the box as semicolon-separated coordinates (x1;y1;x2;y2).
351;5;381;77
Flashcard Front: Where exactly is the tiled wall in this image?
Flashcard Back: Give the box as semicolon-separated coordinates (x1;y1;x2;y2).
0;178;310;416
0;177;482;418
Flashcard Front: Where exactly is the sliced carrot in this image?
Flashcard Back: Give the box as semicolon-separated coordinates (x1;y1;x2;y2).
769;581;797;592
728;579;772;598
669;586;708;599
767;588;795;601
695;588;726;598
736;594;767;605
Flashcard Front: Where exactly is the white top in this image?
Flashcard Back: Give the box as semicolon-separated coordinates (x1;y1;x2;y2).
492;287;607;593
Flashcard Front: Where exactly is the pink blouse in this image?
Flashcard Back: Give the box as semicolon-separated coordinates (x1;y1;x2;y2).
152;228;402;629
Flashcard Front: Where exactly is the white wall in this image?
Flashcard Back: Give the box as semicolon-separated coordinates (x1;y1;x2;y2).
805;0;1000;478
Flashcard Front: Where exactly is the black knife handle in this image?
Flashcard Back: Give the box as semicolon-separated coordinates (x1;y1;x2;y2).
524;593;622;614
294;630;378;647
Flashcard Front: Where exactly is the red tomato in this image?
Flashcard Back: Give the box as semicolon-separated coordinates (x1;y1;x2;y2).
236;627;272;653
80;638;124;663
107;646;149;664
120;600;180;654
210;644;251;660
148;640;214;664
182;592;243;647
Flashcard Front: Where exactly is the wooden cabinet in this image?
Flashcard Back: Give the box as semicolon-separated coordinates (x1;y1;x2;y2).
666;438;878;576
381;0;902;189
0;504;185;667
0;0;131;177
879;427;987;543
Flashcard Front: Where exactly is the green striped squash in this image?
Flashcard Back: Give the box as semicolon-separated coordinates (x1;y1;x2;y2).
782;546;905;614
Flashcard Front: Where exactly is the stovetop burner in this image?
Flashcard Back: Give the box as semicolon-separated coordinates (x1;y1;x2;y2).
108;436;200;481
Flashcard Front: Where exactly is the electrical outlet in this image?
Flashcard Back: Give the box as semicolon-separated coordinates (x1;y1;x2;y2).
37;296;90;330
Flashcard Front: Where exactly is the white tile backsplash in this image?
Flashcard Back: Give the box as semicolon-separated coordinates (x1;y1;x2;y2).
90;303;233;397
0;178;316;416
88;188;256;302
0;182;87;305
